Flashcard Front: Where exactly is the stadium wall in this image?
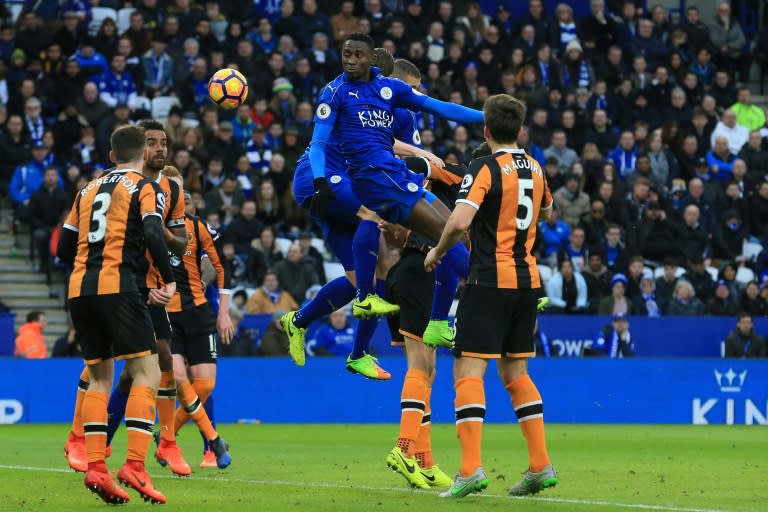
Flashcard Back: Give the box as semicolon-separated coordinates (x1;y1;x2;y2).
0;358;765;426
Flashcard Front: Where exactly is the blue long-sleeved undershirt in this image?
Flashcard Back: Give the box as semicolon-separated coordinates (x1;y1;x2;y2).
309;125;333;180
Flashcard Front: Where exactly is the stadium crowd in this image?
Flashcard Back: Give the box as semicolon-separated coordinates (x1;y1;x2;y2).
3;0;768;356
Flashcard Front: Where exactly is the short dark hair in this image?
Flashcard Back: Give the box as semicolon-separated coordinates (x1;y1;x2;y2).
110;125;146;163
738;311;752;321
663;257;677;267
472;141;492;159
44;165;58;174
392;58;421;81
607;223;622;232
374;48;395;76
483;94;526;145
346;33;375;51
26;310;44;323
137;119;165;133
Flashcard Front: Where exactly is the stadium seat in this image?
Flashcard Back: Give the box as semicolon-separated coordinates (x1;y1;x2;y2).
8;3;23;23
310;237;330;261
538;264;552;285
116;8;135;33
181;118;200;128
735;266;755;285
133;95;151;112
742;241;763;262
89;7;117;35
151;96;181;120
274;237;292;256
323;261;346;282
705;266;719;282
652;266;687;279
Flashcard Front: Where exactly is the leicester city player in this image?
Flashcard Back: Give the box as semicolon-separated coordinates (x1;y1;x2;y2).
308;33;482;347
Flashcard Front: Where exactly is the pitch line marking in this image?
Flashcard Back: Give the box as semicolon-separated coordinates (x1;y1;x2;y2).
0;464;736;512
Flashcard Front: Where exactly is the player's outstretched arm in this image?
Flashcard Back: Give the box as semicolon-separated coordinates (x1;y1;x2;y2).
421;97;484;124
393;139;445;169
143;215;175;287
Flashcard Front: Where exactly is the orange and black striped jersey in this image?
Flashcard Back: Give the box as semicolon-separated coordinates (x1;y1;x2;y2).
140;174;185;289
166;215;230;313
63;169;165;298
456;148;553;290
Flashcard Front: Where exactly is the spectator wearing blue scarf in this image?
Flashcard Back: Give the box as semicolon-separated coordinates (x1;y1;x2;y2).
631;275;663;317
592;313;635;357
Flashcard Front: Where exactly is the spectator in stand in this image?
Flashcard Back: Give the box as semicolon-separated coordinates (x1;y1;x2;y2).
681;177;716;231
312;309;355;356
75;82;110;129
558;226;588;272
0;115;30;193
678;204;709;263
206;121;244;172
609;130;639;180
205;175;244;226
740;281;767;317
590;313;634;358
731;87;765;133
750;181;768;243
273;242;319;304
706;280;740;317
725;312;767;357
599;273;633;315
631;19;669;71
254;180;282;227
683;256;716;301
709;2;747;81
29;166;67;276
227;200;265;256
96;53;137;110
706;136;737;182
554;173;589;228
632;275;664;317
711;109;749;156
582;251;613;312
544;129;578;175
297;0;333;50
246;271;298;314
560;39;594;90
636;201;679;263
645;133;679;191
538;208;570;267
711;210;748;265
739;131;768;179
667;279;704;316
656;257;680;302
9;143;59;223
247;226;284;286
52;326;81;357
330;1;358;48
603;223;628;273
584;109;618;156
580;199;609;248
141;33;174;98
297;231;326;284
14;311;48;359
578;0;619;53
546;259;588;314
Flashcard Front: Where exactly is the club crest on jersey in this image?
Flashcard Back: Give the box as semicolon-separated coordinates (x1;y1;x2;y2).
316;103;331;120
330;175;342;184
380;86;392;100
357;110;393;128
407;182;419;192
461;174;474;190
413;130;421;145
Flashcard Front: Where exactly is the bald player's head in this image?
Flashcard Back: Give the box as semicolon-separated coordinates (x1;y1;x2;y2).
373;47;394;76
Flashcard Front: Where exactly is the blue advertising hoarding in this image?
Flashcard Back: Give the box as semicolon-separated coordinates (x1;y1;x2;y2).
1;358;765;426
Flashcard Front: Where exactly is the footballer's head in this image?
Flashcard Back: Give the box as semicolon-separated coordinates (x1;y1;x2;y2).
137;119;167;172
373;47;395;76
343;33;375;80
391;59;421;88
483;94;526;146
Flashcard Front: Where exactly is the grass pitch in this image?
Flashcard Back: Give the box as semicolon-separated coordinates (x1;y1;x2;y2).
0;424;763;512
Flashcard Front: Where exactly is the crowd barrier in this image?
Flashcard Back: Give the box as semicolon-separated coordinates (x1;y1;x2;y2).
240;314;768;358
1;358;765;425
0;313;16;356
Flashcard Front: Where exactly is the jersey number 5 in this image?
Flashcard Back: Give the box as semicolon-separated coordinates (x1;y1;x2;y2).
88;192;111;243
516;178;534;230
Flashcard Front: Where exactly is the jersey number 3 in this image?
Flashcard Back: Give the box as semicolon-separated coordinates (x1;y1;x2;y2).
88;192;111;243
516;178;534;230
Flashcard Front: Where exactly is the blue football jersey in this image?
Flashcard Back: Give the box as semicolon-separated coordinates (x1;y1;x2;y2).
313;68;428;175
392;107;422;149
296;129;347;176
